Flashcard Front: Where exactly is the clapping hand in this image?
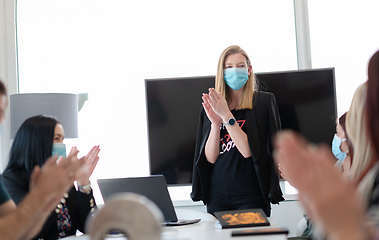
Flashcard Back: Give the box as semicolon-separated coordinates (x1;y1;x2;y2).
202;88;229;125
206;88;229;119
202;93;222;126
75;146;100;187
273;130;368;240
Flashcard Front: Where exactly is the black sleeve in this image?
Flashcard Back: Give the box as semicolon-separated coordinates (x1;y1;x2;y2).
33;211;59;239
191;108;206;201
191;107;213;203
75;188;97;233
266;93;285;204
267;93;281;153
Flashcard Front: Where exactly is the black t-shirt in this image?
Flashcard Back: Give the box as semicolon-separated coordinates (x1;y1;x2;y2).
209;109;261;195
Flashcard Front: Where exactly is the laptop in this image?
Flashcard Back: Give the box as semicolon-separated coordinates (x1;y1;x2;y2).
97;175;201;226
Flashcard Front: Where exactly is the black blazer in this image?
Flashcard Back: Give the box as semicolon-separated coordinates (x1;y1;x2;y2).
191;91;284;205
2;169;97;240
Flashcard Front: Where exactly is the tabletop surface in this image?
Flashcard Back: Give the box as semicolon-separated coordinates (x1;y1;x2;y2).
65;208;288;240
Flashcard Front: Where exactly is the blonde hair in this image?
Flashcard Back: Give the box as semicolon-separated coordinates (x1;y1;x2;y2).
215;45;257;110
346;82;374;179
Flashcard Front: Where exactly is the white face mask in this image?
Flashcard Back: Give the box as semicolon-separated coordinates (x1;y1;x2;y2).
52;143;66;157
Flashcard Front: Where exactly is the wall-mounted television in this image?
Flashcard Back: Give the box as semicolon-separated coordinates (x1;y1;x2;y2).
145;68;336;185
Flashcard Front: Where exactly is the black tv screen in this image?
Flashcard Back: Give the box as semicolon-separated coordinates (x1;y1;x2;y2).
145;68;336;185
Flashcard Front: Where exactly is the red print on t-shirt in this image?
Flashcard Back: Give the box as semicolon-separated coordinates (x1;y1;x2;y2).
220;120;245;154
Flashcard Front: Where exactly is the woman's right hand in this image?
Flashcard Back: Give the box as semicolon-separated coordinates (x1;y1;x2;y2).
75;146;100;187
202;93;222;126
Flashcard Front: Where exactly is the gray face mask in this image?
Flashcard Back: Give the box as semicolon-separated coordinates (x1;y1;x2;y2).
52;143;66;157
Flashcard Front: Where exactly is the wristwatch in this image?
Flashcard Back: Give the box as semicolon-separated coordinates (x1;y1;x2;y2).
223;117;236;127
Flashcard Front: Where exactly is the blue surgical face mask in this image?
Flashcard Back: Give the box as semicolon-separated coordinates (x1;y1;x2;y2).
224;68;249;90
52;143;67;158
332;134;349;161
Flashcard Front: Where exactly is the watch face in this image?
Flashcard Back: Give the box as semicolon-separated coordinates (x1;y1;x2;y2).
228;118;236;126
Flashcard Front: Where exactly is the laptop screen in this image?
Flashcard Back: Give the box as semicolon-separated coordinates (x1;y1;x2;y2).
97;175;178;222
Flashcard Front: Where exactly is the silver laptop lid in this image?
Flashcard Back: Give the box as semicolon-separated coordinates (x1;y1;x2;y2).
97;175;178;222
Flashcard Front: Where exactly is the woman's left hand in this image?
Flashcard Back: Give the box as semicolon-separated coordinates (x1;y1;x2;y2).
76;145;100;187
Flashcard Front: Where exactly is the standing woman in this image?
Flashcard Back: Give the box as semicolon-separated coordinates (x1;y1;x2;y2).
191;45;284;216
2;115;100;240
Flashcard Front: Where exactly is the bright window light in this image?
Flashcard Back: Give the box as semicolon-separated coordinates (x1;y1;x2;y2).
16;0;297;203
308;0;379;117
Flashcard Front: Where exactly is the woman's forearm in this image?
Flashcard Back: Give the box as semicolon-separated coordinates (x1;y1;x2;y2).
205;124;221;163
223;123;251;158
220;113;251;158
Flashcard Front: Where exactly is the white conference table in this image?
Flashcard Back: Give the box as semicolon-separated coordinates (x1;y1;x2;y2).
66;209;288;240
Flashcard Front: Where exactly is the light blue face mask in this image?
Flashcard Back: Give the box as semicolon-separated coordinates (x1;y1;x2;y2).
224;68;249;90
331;134;349;161
52;143;67;158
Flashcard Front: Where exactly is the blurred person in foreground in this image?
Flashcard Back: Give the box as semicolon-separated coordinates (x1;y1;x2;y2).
0;79;87;240
274;50;379;240
3;115;100;239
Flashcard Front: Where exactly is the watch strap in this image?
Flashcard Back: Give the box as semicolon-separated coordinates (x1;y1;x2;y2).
78;181;91;191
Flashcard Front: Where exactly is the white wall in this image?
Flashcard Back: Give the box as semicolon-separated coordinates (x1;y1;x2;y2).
5;2;379;174
0;0;17;171
308;0;379;117
0;0;300;215
7;2;375;237
2;1;379;236
13;1;298;206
